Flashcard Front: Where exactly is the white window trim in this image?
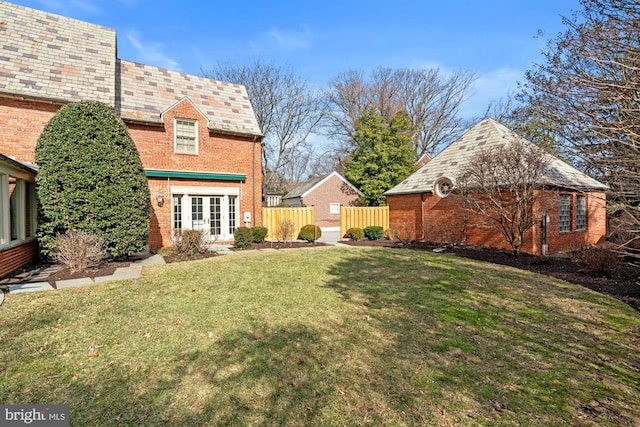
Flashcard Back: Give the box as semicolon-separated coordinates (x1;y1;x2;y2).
329;203;340;214
0;173;8;245
174;118;198;155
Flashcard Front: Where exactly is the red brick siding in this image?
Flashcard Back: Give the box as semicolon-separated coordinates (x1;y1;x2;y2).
388;189;607;255
0;240;39;279
0;97;60;162
0;98;262;249
301;175;361;227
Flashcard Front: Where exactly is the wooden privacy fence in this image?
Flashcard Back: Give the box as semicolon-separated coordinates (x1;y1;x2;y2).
340;206;389;238
262;207;314;241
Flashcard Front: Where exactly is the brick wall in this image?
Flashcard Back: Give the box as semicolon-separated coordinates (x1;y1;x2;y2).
0;97;59;162
0;240;39;279
301;174;361;227
0;97;262;250
388;189;607;255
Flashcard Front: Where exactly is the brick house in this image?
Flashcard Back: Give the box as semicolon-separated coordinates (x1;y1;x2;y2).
385;118;608;255
0;2;262;275
282;172;363;230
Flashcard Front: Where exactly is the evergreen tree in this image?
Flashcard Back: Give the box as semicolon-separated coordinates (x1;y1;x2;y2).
35;101;150;259
344;109;416;206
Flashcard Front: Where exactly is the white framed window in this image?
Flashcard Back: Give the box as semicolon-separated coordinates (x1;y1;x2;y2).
576;195;587;230
559;194;571;232
329;203;340;214
172;195;183;230
174;118;198;154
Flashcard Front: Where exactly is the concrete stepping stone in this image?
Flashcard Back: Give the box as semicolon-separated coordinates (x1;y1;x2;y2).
9;282;55;293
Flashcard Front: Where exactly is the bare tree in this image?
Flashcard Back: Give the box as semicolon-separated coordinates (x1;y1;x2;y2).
456;139;549;255
325;67;476;158
203;60;325;192
519;0;640;254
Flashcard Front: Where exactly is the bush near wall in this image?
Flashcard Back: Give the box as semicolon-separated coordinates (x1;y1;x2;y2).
35;101;150;259
298;225;322;242
363;226;384;240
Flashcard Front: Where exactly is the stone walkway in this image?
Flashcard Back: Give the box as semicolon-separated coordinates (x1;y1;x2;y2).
1;254;166;294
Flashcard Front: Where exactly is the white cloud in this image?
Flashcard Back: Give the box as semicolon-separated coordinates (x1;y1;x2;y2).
126;31;182;72
253;25;313;52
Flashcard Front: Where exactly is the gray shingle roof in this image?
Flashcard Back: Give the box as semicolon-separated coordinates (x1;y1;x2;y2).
283;175;328;199
385;118;608;196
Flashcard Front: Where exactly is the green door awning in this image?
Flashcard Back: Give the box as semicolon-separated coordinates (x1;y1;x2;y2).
145;169;246;181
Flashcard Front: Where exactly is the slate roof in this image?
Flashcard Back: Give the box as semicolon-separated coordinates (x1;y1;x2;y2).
0;1;116;104
118;60;261;136
0;2;262;137
385;118;609;196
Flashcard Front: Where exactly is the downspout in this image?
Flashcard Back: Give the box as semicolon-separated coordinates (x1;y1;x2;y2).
252;135;259;226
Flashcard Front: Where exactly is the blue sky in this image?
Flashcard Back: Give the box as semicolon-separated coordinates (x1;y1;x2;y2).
11;0;581;119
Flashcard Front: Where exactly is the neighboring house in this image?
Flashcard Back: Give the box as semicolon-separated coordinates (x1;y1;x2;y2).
0;2;263;270
385;118;608;255
264;193;283;207
282;172;363;229
0;154;38;278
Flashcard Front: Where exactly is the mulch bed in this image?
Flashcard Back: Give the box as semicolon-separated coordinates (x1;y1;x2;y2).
47;261;130;287
230;241;330;251
343;240;640;312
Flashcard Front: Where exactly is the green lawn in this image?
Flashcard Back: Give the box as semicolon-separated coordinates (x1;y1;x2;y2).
1;247;639;426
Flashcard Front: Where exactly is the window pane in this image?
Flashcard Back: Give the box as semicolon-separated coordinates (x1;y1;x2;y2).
173;195;182;230
559;194;571;232
192;197;203;230
576;195;587;230
9;177;19;241
228;196;237;234
175;119;197;153
210;197;221;235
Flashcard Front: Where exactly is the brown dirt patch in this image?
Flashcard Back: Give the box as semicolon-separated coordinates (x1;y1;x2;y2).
343;240;640;312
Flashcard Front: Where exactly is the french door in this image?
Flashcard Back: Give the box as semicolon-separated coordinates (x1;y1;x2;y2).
172;191;238;242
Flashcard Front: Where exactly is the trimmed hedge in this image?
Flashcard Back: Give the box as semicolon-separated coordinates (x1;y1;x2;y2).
35;101;150;259
251;226;268;243
364;226;384;240
344;227;365;241
233;227;253;249
298;224;322;242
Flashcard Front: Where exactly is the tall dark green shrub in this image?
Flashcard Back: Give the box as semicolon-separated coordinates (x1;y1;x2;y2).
35;101;150;258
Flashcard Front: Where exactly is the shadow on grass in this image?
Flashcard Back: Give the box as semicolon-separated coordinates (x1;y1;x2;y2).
319;248;640;425
1;248;639;425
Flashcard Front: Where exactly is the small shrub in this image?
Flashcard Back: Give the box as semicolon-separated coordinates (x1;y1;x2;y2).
251;226;268;243
363;226;384;240
344;227;365;241
298;224;322;242
571;245;620;276
275;219;296;242
53;231;107;273
383;229;399;240
233;227;253;249
175;229;207;255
